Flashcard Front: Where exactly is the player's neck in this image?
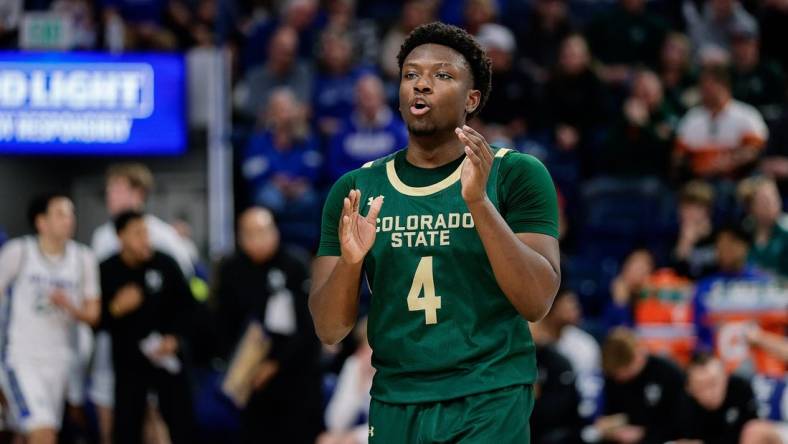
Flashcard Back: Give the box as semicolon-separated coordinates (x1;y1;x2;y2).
38;235;66;256
406;130;465;168
120;250;142;268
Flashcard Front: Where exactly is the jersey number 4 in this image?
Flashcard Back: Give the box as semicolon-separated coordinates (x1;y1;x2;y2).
407;256;442;325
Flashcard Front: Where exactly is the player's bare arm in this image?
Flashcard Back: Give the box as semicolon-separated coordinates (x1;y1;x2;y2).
50;290;101;327
309;189;384;344
458;125;561;321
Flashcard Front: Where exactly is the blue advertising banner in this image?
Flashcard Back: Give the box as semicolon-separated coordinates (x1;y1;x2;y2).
0;52;186;155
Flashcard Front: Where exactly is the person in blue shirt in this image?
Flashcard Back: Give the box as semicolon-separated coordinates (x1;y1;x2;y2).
326;74;408;182
693;223;773;353
241;88;323;248
312;29;376;137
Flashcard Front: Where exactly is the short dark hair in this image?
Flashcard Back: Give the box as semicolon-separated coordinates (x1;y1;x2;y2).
27;193;70;233
688;350;717;369
716;221;753;246
397;22;492;119
114;210;145;234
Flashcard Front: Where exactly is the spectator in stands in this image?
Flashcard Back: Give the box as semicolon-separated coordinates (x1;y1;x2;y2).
529;340;583;444
596;327;684;444
165;0;216;49
317;319;372;444
541;34;606;157
677;353;759;443
322;0;379;66
91;163;196;444
235;26;314;122
761;104;788;204
101;0;178;50
585;0;669;85
729;21;785;123
684;0;758;56
674;65;768;180
100;210;195;444
531;288;602;423
326;74;407;182
516;0;574;84
313;29;374;137
242;88;322;248
463;0;497;36
51;0;97;49
599;69;678;179
533;288;601;381
379;0;436;81
0;0;21;47
658;32;699;115
475;23;535;139
759;0;788;74
739;177;788;277
212;207;322;444
605;249;655;329
692;223;774;370
671;180;718;279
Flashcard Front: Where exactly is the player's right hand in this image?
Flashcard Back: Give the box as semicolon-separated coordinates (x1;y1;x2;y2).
111;284;143;317
339;189;383;265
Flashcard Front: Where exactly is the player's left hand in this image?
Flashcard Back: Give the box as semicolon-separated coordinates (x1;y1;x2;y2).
153;334;179;358
50;289;75;315
456;125;493;205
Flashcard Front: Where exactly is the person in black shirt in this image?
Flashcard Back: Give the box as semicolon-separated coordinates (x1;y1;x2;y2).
677;353;759;444
597;327;684;444
99;210;195;444
212;207;322;444
530;344;583;444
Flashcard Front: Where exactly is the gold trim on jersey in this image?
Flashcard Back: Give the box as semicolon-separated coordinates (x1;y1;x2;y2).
385;148;512;196
386;159;464;196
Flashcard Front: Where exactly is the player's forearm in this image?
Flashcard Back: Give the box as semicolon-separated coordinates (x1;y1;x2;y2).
308;258;364;345
72;300;101;327
468;198;560;321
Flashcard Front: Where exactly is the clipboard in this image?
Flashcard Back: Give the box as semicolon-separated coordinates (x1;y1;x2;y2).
220;321;271;408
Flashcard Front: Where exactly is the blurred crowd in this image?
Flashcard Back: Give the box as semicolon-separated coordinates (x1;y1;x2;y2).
2;0;788;443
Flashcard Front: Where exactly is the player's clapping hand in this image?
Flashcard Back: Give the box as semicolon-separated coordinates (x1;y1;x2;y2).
110;283;144;317
456;125;492;205
339;189;383;265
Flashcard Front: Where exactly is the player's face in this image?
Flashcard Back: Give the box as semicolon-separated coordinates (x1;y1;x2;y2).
106;177;144;216
399;43;480;138
119;218;153;262
40;197;76;241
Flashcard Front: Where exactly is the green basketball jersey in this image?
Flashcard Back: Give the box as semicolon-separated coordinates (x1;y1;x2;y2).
318;147;558;404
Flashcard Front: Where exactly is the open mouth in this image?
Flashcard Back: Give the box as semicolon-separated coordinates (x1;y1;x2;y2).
409;100;431;116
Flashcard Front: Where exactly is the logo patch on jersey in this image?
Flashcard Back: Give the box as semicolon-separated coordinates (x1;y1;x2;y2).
367;195;384;207
145;270;163;293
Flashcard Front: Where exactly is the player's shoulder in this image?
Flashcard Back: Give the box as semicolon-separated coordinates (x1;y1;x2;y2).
495;147;548;174
331;150;402;188
0;236;28;257
358;149;402;170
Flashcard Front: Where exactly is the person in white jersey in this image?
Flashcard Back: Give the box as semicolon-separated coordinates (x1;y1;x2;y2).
0;193;100;444
87;163;195;444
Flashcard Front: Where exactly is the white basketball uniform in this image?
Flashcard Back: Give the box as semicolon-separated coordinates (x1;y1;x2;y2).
0;237;99;432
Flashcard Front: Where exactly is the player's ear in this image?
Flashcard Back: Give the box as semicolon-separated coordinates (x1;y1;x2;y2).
465;89;481;115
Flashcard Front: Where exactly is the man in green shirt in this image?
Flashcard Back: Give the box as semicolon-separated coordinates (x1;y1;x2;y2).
309;22;561;443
